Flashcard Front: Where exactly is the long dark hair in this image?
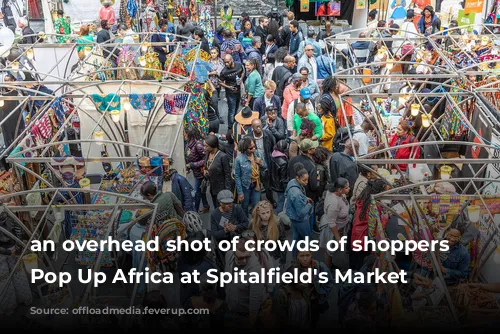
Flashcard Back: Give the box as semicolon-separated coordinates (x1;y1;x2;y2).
358;179;388;220
322;76;338;95
185;126;201;143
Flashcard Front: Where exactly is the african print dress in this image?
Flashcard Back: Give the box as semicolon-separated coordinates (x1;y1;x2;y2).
198;5;215;48
117;45;139;80
54;17;71;43
183;82;209;137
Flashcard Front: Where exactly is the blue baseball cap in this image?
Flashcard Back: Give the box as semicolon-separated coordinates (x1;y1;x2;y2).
300;87;311;99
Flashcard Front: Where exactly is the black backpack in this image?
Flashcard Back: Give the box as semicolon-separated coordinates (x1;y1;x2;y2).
332;126;362;153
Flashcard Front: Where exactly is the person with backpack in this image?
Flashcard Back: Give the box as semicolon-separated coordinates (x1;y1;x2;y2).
329;139;359;199
220;29;247;64
167;168;195;212
272;55;295;102
271;140;289;214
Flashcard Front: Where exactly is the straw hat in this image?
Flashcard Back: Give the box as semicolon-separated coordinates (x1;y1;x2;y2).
234;106;259;125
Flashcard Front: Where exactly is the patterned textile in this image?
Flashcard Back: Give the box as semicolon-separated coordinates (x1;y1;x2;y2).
164;52;187;76
187;59;212;83
146;218;186;271
144;52;163;80
54;17;71;43
91;94;121;112
126;0;138;18
183;82;208;137
117;46;139;80
189;0;198;22
130;93;156;110
50;97;66;125
367;199;379;242
186;49;210;63
31;114;52;140
120;0;132;29
219;6;234;32
198;6;214;48
164;93;190;115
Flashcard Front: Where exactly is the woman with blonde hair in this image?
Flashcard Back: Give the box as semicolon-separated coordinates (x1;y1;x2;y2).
250;200;286;265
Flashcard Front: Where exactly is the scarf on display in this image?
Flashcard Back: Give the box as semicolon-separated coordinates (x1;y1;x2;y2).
183;82;208;137
49;97;66;126
187;59;212;83
164;93;189;115
130;93;156;110
198;5;214;47
91;93;121;112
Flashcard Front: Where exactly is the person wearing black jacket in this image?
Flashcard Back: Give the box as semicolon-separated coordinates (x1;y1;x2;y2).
193;28;210;54
1;2;16;33
261;105;286;142
271;140;289;213
272;55;295;101
254;16;269;55
287;139;320;201
249;118;276;207
18;17;36;44
210;190;249;242
203;134;232;208
96;20;117;63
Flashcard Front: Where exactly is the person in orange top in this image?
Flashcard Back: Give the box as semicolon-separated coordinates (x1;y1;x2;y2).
281;73;305;120
316;97;335;151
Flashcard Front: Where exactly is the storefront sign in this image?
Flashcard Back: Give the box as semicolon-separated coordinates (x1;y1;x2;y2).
464;0;484;14
457;9;476;31
300;0;310;12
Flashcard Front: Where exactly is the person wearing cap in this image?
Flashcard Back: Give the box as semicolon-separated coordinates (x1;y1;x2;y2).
210;189;249;242
261;105;286;142
287;87;316;135
232;106;259;153
281;73;306;121
54;10;71;43
234;137;267;215
293;102;323;141
252;80;281;118
297;43;318;82
99;0;116;26
287;139;320;199
297;27;321;59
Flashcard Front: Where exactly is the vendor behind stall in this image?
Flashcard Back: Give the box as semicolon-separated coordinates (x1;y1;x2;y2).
439;225;470;285
389;119;420;172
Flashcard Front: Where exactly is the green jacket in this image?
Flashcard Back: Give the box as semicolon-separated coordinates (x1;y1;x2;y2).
293;113;323;139
245;70;265;98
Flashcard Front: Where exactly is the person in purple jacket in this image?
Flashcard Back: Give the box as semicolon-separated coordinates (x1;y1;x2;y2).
185;126;210;213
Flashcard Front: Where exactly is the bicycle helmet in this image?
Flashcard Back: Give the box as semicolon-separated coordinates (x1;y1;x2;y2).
183;211;203;233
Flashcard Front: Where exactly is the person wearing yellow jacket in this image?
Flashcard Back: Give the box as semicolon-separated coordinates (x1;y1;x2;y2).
317;97;336;151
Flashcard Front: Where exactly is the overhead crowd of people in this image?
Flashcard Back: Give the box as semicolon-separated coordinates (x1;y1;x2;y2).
3;3;496;330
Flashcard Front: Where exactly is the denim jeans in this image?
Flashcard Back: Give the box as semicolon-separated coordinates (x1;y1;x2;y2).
242;183;262;216
194;177;209;210
226;91;241;129
291;219;312;258
276;192;285;214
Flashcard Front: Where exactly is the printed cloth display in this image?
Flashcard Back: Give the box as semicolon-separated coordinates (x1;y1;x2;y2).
49;97;67;126
117;46;139;80
183;82;208;137
146;218;186;271
219;6;234;32
164;93;190;115
54;16;71;43
91;94;121;112
126;0;138;18
144;51;163;80
198;5;214;48
140;2;158;32
120;0;133;29
189;0;198;22
186;48;210;63
187;59;212;83
130;93;156;110
390;0;407;19
31;113;52;142
164;52;187;76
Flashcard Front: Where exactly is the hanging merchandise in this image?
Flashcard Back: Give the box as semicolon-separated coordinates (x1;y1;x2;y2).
198;5;214;48
91;94;121;112
146;218;186;271
219;5;234;31
163;93;190;115
144;51;163;80
129;93;156;110
126;0;138;18
390;0;407;20
140;2;158;32
187;58;212;83
120;0;133;29
356;0;366;9
189;0;198;22
117;46;139;80
183;82;208;137
164;51;187;75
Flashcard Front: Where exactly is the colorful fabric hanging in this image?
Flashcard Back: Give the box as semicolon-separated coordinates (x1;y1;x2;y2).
198;6;214;48
130;93;156;110
50;97;66;125
146;218;186;271
91;94;121;112
187;59;212;83
183;82;208;137
367;199;379;241
164;93;189;115
126;0;138;18
164;52;187;76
